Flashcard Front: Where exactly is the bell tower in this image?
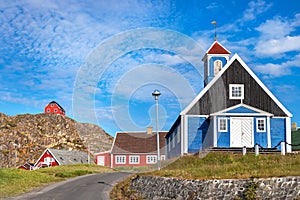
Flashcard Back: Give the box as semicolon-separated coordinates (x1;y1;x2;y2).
202;40;231;86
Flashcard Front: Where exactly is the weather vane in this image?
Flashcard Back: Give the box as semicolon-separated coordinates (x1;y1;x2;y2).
211;20;217;41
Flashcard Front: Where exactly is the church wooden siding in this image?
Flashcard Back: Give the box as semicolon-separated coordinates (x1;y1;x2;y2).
187;59;287;117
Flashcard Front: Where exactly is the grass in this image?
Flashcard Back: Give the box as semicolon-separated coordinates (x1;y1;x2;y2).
0;164;113;198
146;152;300;180
111;152;300;199
292;129;300;151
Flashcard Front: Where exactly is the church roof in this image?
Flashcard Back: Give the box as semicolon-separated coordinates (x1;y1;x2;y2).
206;41;231;54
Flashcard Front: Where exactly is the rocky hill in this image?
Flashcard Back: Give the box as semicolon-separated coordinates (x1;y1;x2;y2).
0;112;113;168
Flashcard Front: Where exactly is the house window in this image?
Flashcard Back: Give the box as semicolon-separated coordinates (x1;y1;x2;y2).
229;84;244;99
129;156;140;164
177;129;180;144
51;104;54;107
172;134;175;148
218;118;228;132
256;118;266;132
44;157;54;163
54;109;58;113
115;155;126;164
146;155;157;164
161;155;165;161
47;108;50;113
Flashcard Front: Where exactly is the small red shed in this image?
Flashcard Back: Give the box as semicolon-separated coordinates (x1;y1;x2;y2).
44;101;65;115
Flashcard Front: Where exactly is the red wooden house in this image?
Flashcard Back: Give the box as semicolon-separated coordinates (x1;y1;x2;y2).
95;130;167;168
35;148;89;168
44;101;65;115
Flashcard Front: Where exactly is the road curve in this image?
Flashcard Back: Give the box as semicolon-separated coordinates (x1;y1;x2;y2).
5;172;132;200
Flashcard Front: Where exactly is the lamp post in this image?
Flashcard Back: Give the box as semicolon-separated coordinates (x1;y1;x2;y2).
152;89;161;170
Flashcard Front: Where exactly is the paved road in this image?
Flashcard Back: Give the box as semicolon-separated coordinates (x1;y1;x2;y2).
5;172;132;200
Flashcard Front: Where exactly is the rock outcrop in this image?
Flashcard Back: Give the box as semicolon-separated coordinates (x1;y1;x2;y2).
0;112;113;167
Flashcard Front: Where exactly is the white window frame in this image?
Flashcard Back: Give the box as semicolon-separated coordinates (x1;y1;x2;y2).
229;84;244;100
161;155;165;161
218;118;228;132
129;156;140;164
115;155;126;164
256;118;266;132
146;155;157;164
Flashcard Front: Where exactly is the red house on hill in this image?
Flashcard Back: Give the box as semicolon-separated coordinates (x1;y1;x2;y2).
18;148;89;170
44;101;65;115
95;130;167;168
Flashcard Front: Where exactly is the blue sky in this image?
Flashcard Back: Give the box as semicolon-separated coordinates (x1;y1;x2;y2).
0;0;299;136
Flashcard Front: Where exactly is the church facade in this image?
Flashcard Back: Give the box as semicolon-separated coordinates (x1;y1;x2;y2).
166;41;293;158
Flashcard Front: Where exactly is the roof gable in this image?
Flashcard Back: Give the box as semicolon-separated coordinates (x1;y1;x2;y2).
35;148;88;166
111;131;167;154
206;41;231;54
48;148;88;165
181;54;292;117
210;103;273;116
47;101;65;111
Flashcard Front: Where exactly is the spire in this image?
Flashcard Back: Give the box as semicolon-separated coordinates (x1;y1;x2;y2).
211;20;217;41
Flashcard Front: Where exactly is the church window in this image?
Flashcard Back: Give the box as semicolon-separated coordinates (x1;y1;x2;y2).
218;118;228;132
256;118;266;132
229;84;244;100
214;60;222;76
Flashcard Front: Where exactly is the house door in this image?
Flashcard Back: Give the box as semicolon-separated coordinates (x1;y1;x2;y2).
97;156;105;166
230;118;253;147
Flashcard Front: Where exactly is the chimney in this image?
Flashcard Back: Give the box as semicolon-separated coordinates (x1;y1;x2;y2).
146;127;153;134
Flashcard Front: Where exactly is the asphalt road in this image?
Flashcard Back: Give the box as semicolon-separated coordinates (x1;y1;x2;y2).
5;172;132;200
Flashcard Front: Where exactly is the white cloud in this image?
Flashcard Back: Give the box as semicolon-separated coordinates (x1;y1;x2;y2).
255;17;294;39
256;36;300;56
254;15;300;57
242;0;272;21
254;53;300;77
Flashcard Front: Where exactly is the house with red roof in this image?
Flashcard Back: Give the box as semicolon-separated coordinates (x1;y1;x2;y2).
95;130;167;168
44;101;65;115
18;148;89;170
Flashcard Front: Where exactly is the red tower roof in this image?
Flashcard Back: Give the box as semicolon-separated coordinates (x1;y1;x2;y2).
206;41;231;54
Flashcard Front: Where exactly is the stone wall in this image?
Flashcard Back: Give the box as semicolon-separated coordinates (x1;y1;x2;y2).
130;175;300;199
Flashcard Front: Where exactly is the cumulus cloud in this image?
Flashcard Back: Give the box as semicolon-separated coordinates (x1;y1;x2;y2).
242;0;272;21
254;53;300;77
254;15;300;57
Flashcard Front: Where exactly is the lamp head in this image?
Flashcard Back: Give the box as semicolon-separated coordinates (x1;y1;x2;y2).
152;89;161;100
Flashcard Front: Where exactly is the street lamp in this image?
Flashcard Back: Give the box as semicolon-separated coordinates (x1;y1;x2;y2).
152;89;161;170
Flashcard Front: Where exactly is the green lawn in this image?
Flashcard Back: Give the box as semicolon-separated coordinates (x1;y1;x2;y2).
0;164;112;198
111;152;300;199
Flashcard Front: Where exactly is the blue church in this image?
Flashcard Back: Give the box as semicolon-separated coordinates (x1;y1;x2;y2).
166;41;293;158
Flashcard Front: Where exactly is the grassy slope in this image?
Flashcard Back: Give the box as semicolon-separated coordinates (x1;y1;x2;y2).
292;129;300;150
147;152;300;180
111;152;300;199
0;164;113;198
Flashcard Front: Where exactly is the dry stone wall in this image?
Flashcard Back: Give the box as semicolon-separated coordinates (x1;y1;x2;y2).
130;175;300;199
